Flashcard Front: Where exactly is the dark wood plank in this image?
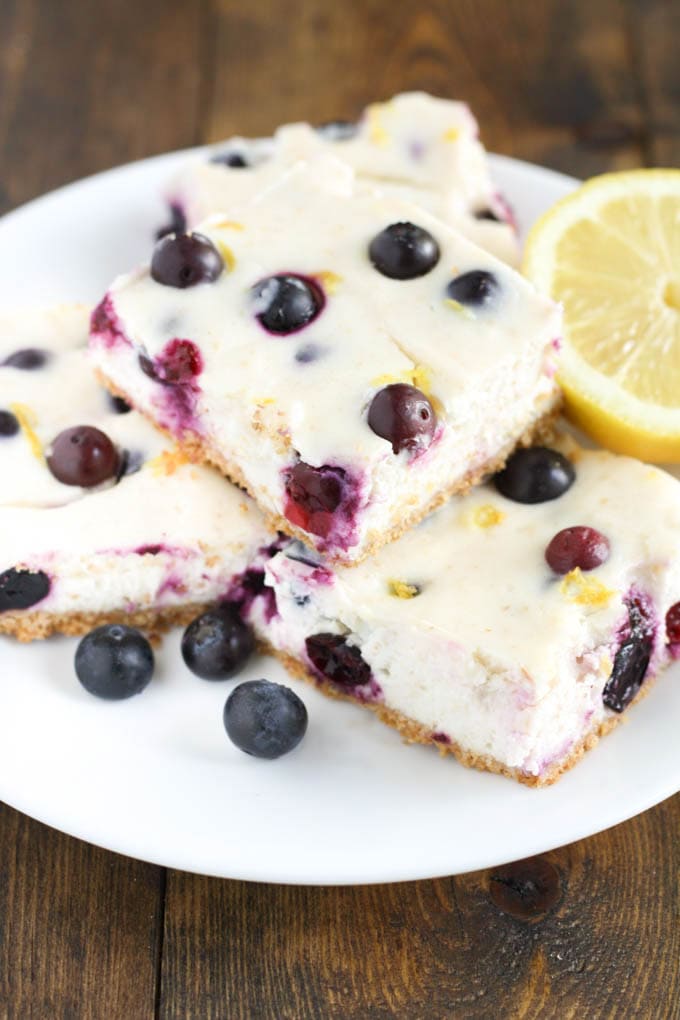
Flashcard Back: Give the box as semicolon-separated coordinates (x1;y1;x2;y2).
627;0;680;166
208;0;645;178
0;0;208;214
159;794;679;1020
0;803;163;1020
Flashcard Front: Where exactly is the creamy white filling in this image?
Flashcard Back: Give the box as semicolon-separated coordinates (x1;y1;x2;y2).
0;305;272;624
29;548;249;617
256;446;680;776
168;91;520;265
90;332;559;561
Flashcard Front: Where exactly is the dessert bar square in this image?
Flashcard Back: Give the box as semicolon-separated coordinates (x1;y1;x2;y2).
91;159;561;565
249;440;680;784
0;306;272;640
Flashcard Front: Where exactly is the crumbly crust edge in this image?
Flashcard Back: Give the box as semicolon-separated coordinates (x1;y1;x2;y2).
0;601;212;642
96;367;562;567
262;643;659;787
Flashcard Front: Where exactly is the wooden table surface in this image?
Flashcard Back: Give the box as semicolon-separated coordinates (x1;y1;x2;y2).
0;2;678;1017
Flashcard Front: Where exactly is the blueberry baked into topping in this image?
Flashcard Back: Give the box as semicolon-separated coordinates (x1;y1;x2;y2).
252;274;324;335
151;231;224;288
446;269;498;307
369;222;440;280
367;384;436;455
47;425;121;487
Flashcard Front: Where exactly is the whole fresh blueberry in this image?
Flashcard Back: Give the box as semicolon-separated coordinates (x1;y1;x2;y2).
251;274;324;335
369;222;440;280
223;679;308;758
108;393;132;414
74;624;154;700
446;270;499;306
493;447;575;504
151;232;224;288
305;632;372;689
181;607;255;680
0;567;50;612
2;348;49;370
367;383;436;455
545;525;610;574
47;425;121;487
0;409;19;436
210;150;249;168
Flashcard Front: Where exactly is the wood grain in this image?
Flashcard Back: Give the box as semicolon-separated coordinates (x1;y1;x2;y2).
628;0;680;166
0;0;207;214
158;794;679;1020
0;804;163;1020
208;0;647;176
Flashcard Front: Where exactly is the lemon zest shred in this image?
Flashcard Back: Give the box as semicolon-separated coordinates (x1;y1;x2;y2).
442;127;460;142
10;402;43;460
559;568;615;608
444;298;476;320
471;504;505;528
389;579;420;599
367;104;389;146
215;220;244;231
215;240;236;271
314;270;343;294
370;363;433;395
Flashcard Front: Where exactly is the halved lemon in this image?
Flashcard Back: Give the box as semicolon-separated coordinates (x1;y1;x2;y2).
524;169;680;462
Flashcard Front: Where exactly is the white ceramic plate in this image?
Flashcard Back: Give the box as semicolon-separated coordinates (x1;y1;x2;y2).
0;152;678;885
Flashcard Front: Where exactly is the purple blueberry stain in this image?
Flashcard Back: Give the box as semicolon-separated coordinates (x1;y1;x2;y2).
138;338;204;437
282;460;363;553
494;193;518;232
432;731;452;745
224;566;278;624
90;295;129;350
135;544;163;556
408;139;427;161
157;573;188;599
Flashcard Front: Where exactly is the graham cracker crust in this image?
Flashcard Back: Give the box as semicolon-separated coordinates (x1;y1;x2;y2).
0;601;212;643
265;644;658;787
97;367;561;567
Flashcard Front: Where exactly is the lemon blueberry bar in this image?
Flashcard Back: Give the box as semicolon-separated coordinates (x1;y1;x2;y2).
166;91;519;265
0;306;272;640
90;159;561;566
249;440;680;784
